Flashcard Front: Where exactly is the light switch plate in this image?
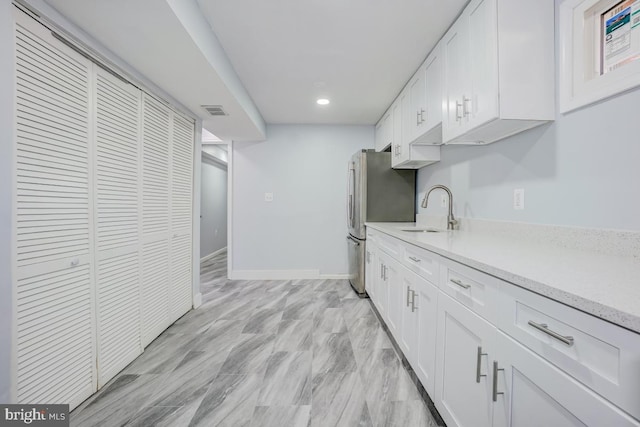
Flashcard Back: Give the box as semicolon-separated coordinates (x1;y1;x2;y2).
264;192;274;202
514;189;524;210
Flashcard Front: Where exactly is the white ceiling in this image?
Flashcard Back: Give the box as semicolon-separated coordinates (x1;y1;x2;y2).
197;0;468;125
37;0;468;138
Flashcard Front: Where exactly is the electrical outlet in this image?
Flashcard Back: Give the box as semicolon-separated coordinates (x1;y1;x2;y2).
514;189;525;210
264;192;274;202
440;194;447;208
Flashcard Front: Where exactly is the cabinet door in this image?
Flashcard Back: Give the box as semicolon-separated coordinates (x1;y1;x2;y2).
414;276;439;397
380;252;402;337
378;111;392;152
399;267;418;361
494;332;640;427
422;46;443;136
442;18;469;141
374;251;387;319
392;91;411;167
435;292;494;427
365;243;377;302
466;0;498;130
409;68;425;142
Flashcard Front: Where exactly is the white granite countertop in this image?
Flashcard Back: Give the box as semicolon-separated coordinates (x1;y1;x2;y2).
366;222;640;334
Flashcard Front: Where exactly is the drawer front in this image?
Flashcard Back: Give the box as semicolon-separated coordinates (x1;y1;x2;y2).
403;244;440;284
376;233;404;261
498;283;640;420
439;259;499;324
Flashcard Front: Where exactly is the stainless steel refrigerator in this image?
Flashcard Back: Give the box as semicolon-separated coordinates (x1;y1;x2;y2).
346;149;416;295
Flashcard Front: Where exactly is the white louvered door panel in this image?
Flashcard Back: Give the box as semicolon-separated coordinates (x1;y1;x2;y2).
169;114;194;322
141;94;171;346
93;67;143;387
14;14;96;409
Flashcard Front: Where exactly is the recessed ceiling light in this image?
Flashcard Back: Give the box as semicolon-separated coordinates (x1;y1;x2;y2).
316;98;330;105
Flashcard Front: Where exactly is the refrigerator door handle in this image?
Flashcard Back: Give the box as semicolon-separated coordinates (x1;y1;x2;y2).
348;166;356;228
346;235;360;246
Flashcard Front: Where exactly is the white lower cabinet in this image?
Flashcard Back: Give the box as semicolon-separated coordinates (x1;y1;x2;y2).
365;240;378;305
380;250;403;336
495;331;640;427
435;292;495;427
404;267;439;396
364;227;640;427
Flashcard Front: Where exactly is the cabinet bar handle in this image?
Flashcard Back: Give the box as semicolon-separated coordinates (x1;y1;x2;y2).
455;101;463;121
492;361;504;401
527;321;575;346
476;346;487;383
450;278;471;289
463;96;471;117
411;290;418;312
420;108;425;123
406;285;411;307
380;264;384;279
416;110;421;126
383;265;388;281
408;256;421;263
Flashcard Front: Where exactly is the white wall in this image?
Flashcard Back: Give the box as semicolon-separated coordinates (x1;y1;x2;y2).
201;156;228;258
0;0;13;404
232;124;374;277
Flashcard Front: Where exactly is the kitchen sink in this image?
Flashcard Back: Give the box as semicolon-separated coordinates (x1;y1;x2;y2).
401;228;442;233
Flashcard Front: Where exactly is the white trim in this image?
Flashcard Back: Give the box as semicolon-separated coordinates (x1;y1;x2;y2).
201;150;227;168
227;141;234;281
559;0;640;113
200;246;227;263
193;292;202;309
232;270;351;280
192;121;202;309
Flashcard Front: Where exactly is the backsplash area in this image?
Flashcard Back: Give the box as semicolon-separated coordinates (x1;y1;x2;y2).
416;214;640;259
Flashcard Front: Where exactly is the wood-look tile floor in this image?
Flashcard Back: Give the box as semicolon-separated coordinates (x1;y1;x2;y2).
70;250;439;427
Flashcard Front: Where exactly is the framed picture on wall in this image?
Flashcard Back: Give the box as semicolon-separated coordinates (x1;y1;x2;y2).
560;0;640;112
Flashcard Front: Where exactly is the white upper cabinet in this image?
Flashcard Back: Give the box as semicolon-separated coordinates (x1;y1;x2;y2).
411;43;444;145
374;108;392;152
442;0;555;144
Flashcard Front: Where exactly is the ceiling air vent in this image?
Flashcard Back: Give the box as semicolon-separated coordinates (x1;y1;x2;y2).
201;105;227;116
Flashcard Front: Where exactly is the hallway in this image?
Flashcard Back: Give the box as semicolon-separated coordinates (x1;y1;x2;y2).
70;250;437;426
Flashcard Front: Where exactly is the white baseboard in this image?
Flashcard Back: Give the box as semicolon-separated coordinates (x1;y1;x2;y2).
200;246;227;263
193;292;202;308
229;270;350;280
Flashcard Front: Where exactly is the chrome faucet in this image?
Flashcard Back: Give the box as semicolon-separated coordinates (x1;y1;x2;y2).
421;185;457;230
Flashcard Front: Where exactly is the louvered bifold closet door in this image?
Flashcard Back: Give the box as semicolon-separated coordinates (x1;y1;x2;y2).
14;14;96;409
93;67;143;387
169;114;194;323
141;94;172;346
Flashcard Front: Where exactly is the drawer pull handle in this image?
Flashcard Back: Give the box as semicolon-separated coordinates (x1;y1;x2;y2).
451;278;471;289
476;346;487;383
492;361;504;402
411;290;418;312
527;321;574;346
406;285;412;307
408;256;421;263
